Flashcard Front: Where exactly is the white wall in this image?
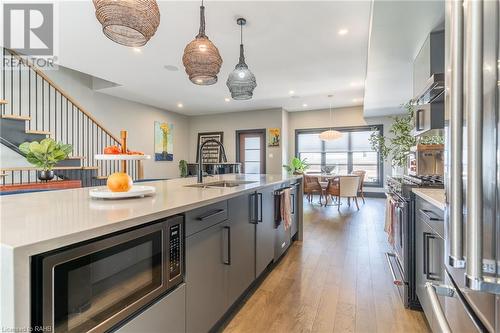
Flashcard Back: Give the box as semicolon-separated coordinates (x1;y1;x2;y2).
188;109;284;174
288;106;395;192
31;67;190;179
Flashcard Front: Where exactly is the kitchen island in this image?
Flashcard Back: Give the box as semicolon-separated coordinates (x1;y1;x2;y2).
0;174;303;332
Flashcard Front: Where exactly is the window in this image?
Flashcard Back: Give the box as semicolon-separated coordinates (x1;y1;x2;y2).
295;125;383;186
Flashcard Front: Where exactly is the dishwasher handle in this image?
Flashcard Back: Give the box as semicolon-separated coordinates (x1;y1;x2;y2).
425;282;452;333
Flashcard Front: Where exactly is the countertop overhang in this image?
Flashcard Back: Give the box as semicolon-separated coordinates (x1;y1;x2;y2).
0;174;300;254
412;188;445;210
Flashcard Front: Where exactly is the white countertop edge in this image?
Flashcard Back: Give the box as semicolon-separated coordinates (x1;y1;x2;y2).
412;188;446;211
1;174;301;254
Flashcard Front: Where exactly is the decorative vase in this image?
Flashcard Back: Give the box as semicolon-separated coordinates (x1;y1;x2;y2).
38;170;55;181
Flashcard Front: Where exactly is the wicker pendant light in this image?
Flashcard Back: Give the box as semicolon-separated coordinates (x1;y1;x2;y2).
320;95;343;141
93;0;160;47
226;18;257;100
182;0;222;85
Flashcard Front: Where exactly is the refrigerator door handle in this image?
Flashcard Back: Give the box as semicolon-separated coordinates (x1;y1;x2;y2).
425;283;452;333
464;0;485;290
447;0;465;269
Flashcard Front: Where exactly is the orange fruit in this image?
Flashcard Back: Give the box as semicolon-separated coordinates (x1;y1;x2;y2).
107;172;132;192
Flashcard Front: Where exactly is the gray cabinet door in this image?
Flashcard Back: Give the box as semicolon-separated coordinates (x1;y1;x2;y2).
226;194;255;307
186;222;226;333
255;186;275;277
290;183;299;237
116;284;186;333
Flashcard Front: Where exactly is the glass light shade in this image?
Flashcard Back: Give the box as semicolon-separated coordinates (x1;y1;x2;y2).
182;5;222;85
93;0;160;47
319;130;343;141
226;45;257;100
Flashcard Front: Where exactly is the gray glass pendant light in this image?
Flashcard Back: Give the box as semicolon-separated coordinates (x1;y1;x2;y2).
226;18;257;100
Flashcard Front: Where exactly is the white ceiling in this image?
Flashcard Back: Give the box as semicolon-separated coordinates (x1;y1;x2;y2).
57;1;371;115
56;0;443;117
363;0;445;117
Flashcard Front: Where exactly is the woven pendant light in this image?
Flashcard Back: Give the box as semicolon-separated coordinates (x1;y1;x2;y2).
93;0;160;47
226;18;257;100
182;0;222;85
320;95;343;141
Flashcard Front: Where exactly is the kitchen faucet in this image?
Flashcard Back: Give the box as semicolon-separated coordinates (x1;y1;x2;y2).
197;139;228;183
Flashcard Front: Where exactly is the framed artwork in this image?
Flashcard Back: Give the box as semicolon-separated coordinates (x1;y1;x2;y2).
268;128;280;147
196;132;224;163
154;121;174;161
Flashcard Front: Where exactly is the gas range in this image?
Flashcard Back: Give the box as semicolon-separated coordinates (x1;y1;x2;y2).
387;175;444;199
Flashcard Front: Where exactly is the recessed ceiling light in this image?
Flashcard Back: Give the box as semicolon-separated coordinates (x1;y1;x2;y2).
177;103;183;108
338;28;349;36
352;98;363;103
289;90;295;95
224;97;230;102
302;103;308;107
133;47;142;53
164;65;179;71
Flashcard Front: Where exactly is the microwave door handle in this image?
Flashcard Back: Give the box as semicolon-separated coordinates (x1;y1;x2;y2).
448;0;465;269
464;0;484;289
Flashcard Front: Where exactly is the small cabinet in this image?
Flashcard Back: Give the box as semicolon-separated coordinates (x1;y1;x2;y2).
185;222;226;333
415;197;445;332
255;186;275;277
226;194;256;307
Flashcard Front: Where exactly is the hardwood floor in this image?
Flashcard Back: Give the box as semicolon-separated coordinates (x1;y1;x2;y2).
223;198;430;333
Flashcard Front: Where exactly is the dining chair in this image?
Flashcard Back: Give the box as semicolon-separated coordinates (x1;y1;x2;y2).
351;170;366;204
303;175;324;204
324;176;360;210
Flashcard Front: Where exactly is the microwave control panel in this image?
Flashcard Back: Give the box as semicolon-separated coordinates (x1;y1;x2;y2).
168;223;182;281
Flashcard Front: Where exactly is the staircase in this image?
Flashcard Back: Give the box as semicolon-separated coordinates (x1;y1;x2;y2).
0;48;141;188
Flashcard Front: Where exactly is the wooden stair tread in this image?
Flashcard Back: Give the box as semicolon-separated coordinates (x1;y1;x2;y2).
0;173;8;177
95;175;108;180
67;156;86;160
25;129;51;136
0;99;7;105
2;114;31;121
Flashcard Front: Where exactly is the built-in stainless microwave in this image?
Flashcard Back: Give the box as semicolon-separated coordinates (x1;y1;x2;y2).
31;216;184;333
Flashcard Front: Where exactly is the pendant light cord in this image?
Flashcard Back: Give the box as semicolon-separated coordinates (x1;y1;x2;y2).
329;102;333;130
198;0;206;37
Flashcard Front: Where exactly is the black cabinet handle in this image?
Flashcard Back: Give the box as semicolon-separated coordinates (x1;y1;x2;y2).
249;193;258;224
291;193;295;214
223;226;231;265
257;193;263;223
419;209;443;222
197;209;226;221
424;232;440;281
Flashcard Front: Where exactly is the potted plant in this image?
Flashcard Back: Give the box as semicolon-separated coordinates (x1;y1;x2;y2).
179;159;188;178
19;138;73;181
283;157;310;175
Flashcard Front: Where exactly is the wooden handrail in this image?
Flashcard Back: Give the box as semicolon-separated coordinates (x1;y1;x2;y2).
4;48;121;143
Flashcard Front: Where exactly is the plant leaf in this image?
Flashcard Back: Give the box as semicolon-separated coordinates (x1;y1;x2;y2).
19;142;30;155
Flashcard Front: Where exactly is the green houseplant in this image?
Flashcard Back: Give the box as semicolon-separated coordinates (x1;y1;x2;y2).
283;157;310;175
179;159;188;178
19;138;72;181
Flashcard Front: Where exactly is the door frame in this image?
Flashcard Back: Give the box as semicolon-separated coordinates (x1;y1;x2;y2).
235;129;266;174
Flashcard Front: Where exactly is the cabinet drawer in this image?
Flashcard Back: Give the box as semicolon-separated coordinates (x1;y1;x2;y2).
415;197;444;238
185;201;228;237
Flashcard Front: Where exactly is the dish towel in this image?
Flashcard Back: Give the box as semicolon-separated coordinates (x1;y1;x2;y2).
280;188;292;230
384;196;395;246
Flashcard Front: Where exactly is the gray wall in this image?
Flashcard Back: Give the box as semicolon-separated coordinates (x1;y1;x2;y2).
187;108;285;174
288;106;395;192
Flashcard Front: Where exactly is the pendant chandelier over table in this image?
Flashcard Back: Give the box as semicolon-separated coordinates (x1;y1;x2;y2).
93;0;160;47
319;95;343;141
226;18;257;100
182;0;223;85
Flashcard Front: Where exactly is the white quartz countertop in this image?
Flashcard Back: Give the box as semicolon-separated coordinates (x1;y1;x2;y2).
0;174;299;254
412;188;446;210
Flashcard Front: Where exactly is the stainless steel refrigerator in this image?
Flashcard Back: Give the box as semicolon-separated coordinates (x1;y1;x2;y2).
429;0;500;332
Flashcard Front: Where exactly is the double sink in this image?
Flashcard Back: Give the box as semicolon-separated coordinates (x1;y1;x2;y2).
186;180;256;189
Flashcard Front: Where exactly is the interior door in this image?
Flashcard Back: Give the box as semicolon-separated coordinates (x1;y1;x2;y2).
237;130;266;174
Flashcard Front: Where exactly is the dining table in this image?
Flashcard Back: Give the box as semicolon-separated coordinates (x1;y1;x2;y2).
305;173;360;206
